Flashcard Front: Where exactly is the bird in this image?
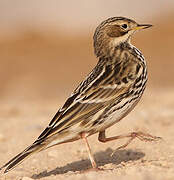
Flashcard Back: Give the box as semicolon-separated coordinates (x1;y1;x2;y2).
1;17;160;173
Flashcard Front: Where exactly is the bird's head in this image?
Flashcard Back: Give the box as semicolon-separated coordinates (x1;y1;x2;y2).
93;17;152;57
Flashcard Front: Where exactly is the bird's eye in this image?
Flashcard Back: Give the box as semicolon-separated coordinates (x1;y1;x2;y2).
121;24;128;29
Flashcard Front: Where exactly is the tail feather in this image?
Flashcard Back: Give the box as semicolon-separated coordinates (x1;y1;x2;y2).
1;142;46;173
3;152;32;173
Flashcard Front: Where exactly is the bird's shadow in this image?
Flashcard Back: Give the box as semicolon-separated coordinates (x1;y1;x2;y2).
32;148;145;179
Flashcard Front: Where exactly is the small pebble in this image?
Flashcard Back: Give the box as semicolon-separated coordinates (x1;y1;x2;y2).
48;150;58;158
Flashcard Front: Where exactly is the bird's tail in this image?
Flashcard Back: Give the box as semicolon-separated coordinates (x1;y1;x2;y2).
0;141;46;173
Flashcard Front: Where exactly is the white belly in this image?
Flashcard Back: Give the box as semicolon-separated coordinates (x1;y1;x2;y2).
94;97;140;132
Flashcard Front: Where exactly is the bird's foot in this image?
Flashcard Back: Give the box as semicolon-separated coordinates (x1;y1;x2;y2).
111;131;162;156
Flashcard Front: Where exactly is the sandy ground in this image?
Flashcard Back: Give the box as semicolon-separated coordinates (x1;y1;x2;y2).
0;88;174;180
0;14;174;179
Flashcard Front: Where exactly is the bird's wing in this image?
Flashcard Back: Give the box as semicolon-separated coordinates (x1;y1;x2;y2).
35;59;140;142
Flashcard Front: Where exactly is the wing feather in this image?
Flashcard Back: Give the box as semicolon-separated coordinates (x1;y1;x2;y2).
36;59;141;141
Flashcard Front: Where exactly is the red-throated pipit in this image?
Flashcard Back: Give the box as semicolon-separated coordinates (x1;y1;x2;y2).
1;17;161;173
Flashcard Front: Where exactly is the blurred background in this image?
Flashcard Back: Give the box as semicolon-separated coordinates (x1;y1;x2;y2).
0;0;174;104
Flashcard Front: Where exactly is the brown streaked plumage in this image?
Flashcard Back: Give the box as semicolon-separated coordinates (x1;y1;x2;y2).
0;17;161;173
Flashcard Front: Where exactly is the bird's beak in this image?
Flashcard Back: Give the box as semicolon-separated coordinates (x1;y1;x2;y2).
133;24;152;30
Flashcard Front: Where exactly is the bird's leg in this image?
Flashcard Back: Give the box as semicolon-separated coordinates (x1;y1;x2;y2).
98;130;161;152
81;133;97;169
